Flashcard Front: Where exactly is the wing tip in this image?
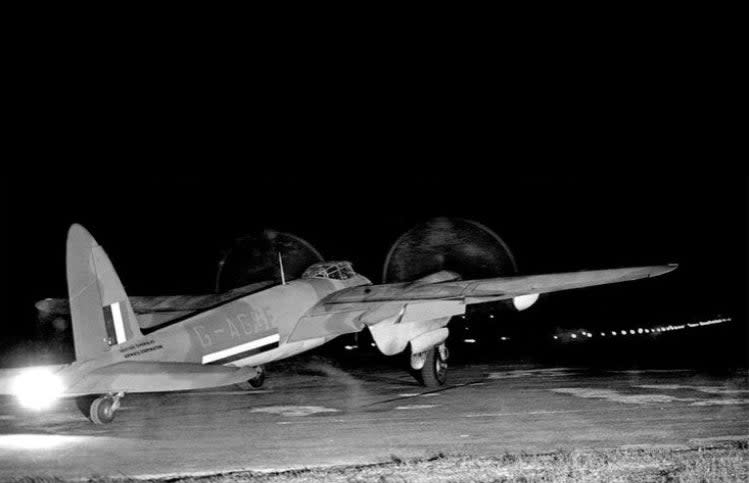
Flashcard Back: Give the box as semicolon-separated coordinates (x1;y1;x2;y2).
654;263;678;276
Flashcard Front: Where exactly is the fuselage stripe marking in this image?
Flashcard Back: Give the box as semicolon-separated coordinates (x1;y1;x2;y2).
202;333;281;364
111;302;126;344
205;341;280;365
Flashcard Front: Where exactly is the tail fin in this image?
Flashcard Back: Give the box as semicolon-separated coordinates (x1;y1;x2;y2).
66;224;142;361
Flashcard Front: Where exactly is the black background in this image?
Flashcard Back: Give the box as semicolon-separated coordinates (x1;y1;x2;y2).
2;173;747;367
2;40;746;367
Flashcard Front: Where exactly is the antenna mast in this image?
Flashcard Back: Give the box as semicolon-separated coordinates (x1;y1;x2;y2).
278;252;286;285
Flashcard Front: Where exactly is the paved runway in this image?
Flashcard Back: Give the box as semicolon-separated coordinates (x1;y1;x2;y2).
0;360;747;479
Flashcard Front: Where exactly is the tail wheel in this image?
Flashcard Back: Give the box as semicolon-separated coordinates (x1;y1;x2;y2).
411;344;448;387
90;396;117;425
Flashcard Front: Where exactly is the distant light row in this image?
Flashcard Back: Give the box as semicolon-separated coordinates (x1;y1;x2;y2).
552;318;732;340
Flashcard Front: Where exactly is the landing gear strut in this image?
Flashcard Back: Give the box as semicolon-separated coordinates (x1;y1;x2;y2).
77;392;124;424
410;343;448;387
237;366;266;390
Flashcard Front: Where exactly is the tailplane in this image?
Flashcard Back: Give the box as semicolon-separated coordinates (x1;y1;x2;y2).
66;224;141;361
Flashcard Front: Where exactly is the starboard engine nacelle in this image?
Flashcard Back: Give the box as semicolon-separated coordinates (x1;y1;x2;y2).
409;327;449;355
369;314;456;357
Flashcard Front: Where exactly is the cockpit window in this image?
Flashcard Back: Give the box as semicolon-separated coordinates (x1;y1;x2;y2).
302;261;356;280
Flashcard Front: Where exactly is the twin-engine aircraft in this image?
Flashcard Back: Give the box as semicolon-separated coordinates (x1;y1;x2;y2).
0;224;676;423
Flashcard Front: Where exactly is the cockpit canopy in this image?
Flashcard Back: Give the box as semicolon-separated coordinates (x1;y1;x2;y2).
302;261;356;280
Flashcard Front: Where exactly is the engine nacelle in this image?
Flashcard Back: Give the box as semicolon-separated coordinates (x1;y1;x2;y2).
369;316;452;356
410;327;449;354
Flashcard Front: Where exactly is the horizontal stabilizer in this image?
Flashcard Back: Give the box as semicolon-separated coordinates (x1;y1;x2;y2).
64;361;258;396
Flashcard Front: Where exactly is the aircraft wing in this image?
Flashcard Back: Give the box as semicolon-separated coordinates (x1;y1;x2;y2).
288;264;677;342
0;362;258;398
329;265;677;306
35;281;275;329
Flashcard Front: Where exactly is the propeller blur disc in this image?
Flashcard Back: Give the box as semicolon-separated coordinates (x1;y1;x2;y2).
383;217;516;283
216;230;323;291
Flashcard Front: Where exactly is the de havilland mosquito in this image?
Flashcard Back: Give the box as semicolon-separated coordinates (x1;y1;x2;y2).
0;224;677;423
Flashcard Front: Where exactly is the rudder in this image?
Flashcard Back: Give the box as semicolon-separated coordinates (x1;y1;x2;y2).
66;224;141;361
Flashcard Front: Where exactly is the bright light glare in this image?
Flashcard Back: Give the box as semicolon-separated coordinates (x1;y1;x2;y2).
11;368;64;410
0;434;83;451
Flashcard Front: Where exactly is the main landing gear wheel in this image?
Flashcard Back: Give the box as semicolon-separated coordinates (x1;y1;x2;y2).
410;344;448;387
78;393;123;424
237;366;266;390
249;366;266;388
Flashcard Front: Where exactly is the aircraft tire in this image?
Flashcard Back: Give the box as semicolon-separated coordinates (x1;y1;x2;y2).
249;367;266;388
236;366;266;390
90;396;116;425
417;346;448;387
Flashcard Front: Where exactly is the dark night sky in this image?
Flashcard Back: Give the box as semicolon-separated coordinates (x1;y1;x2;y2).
2;44;746;362
2;175;746;350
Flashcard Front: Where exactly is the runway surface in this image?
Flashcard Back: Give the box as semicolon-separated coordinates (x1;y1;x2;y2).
0;360;747;479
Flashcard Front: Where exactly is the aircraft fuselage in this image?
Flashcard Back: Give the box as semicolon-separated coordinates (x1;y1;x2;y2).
104;275;372;370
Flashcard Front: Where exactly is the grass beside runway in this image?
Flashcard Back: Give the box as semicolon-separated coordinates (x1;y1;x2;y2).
73;439;748;482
